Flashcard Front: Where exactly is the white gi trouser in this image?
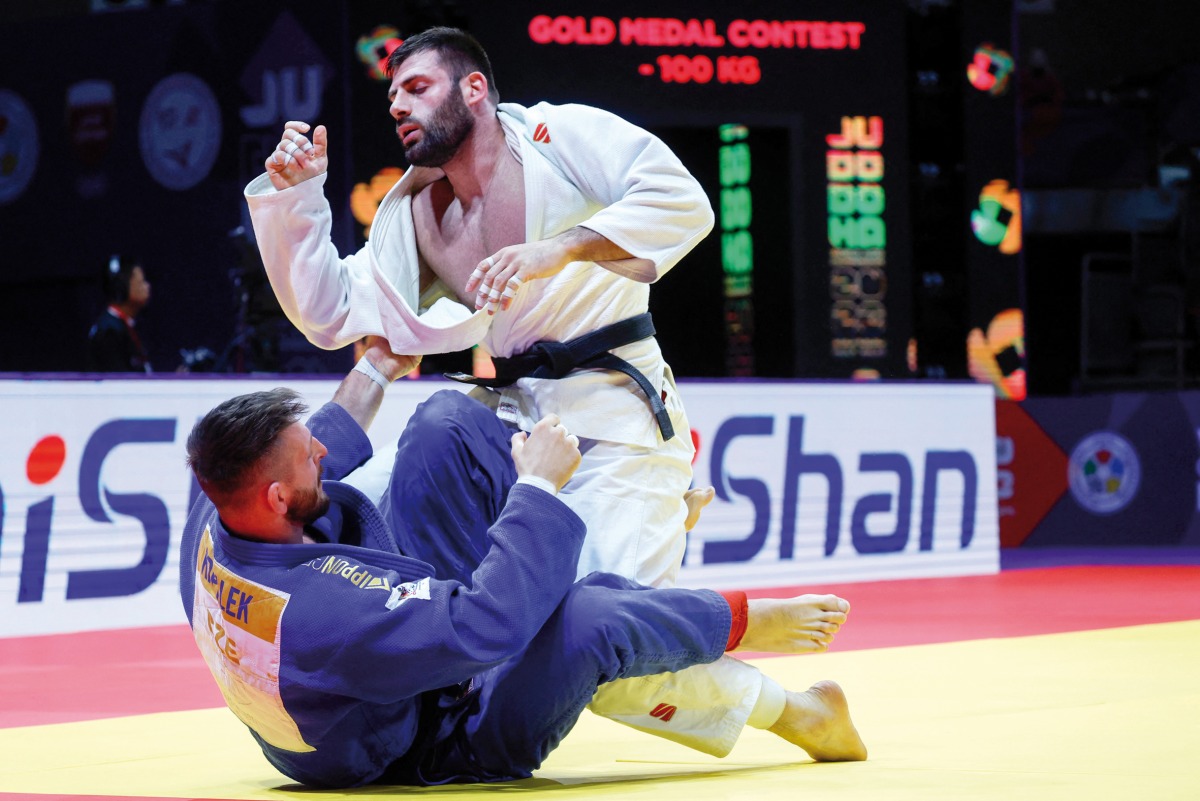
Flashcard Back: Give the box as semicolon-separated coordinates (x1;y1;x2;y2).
346;375;763;757
561;381;763;756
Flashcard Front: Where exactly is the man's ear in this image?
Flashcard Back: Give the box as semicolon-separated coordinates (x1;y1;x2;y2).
463;71;490;107
266;481;289;516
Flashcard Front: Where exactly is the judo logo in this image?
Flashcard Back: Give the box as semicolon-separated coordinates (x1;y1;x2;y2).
1067;432;1140;515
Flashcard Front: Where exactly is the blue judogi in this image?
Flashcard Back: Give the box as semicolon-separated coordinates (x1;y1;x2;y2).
179;390;731;788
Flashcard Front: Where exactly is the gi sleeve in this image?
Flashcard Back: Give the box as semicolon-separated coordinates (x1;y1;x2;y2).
245;172;386;350
285;485;586;704
536;102;715;283
305;402;373;481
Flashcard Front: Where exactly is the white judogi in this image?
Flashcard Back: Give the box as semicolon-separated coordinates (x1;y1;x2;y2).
246;102;767;756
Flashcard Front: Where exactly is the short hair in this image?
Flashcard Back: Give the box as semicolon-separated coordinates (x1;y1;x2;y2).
387;26;499;103
186;388;307;508
104;254;140;305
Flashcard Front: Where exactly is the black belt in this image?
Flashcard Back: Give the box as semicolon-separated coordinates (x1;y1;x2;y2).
444;313;674;441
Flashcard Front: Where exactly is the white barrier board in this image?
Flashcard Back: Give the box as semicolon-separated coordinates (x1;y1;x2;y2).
0;377;997;637
678;381;999;590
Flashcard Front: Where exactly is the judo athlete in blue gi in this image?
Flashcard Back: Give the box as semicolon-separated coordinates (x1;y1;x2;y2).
178;339;866;788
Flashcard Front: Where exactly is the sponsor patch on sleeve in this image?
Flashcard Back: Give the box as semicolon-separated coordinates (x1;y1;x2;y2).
385;577;431;610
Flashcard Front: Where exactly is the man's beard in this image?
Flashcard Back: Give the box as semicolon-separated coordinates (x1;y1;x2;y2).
401;88;475;167
287;482;331;526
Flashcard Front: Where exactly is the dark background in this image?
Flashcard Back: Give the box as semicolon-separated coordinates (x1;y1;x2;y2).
2;0;1200;395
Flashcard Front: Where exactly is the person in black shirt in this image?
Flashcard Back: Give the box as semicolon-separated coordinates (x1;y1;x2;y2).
87;254;152;372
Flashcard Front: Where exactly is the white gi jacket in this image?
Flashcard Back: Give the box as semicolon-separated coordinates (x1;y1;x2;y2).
245;101;713;450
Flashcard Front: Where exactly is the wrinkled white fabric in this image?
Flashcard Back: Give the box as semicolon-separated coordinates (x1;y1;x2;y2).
245;101;712;447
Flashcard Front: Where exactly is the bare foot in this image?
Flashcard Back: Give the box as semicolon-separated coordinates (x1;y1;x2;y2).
683;486;715;531
769;681;867;762
737;594;849;653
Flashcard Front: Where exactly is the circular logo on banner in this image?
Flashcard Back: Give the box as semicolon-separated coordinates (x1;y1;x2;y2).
1067;431;1141;515
0;89;40;204
138;73;221;190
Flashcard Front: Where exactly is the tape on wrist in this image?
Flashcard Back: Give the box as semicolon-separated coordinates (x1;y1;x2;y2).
353;356;390;390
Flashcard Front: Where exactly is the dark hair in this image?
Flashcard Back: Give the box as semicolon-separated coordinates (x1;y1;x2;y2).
103;254;140;305
186;388;307;507
386;26;499;102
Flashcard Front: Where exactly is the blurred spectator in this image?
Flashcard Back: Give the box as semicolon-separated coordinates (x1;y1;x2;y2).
87;254;152;372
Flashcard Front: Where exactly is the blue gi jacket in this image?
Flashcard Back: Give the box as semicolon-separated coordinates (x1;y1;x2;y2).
178;402;585;787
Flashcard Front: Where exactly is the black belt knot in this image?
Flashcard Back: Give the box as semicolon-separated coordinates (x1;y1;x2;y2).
444;313;674;440
524;340;575;378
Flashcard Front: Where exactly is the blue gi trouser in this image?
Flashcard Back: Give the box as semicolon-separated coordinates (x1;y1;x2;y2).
377;391;730;784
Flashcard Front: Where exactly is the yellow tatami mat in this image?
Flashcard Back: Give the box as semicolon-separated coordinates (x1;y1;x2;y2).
2;620;1197;800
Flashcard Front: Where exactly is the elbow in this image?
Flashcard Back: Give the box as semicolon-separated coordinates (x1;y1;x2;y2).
451;628;535;671
699;203;716;238
689;181;716;236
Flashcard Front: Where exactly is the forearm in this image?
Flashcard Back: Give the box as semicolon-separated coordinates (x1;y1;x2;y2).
330;365;387;432
330;339;421;433
534;103;714;282
553;225;633;266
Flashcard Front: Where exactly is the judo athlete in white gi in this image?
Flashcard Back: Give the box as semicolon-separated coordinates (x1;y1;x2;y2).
179;337;867;787
244;26;851;755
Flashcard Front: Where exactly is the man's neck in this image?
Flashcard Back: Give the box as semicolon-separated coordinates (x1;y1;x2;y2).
439;113;507;207
220;514;305;545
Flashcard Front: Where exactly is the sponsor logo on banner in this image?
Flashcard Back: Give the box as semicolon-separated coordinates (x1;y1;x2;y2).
681;384;999;588
0;379;335;638
4;417;178;607
0;379;996;638
1067;431;1141;515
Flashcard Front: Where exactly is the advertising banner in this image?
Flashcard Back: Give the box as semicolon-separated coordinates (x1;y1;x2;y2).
0;377;432;638
1;378;997;637
997;393;1200;548
679;381;999;589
